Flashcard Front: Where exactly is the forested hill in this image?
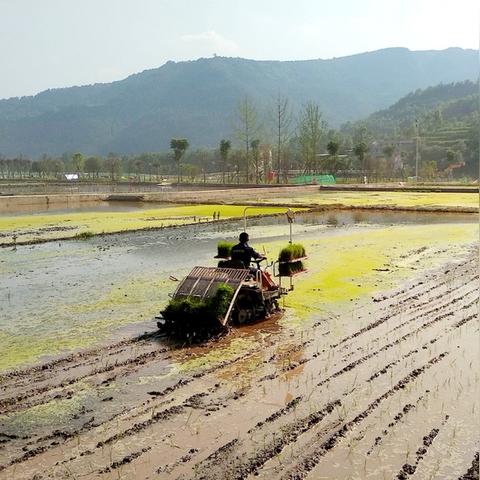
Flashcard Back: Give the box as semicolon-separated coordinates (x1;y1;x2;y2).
351;80;479;135
0;47;478;157
342;79;479;176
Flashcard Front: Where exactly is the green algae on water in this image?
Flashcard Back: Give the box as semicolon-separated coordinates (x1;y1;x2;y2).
0;385;92;436
0;204;305;244
267;191;479;209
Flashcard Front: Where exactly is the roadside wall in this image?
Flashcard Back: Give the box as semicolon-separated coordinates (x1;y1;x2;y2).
0;186;320;210
2;183;477;211
142;185;320;203
0;193;108;211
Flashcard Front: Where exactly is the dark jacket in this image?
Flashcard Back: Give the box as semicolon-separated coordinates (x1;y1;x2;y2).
231;242;261;267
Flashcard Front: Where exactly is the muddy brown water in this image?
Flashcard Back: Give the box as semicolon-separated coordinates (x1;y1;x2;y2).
1;200;180;216
1;210;475;352
0;210;478;479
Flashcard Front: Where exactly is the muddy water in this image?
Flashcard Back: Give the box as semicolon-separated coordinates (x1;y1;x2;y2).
0;250;477;479
0;210;476;373
0;208;478;479
2;200;179;216
5;198;478;219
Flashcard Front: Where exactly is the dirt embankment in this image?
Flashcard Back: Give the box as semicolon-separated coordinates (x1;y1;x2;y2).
0;252;478;479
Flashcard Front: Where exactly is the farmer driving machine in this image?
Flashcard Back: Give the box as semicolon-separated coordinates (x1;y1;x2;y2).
157;209;306;338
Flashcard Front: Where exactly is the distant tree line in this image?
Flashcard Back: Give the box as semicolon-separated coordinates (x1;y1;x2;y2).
1;83;477;183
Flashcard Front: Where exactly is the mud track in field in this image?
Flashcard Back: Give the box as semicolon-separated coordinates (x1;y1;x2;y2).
0;252;478;479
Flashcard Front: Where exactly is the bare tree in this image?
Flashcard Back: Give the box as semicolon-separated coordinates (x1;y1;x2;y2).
196;148;210;184
297;102;327;174
0;156;6;179
382;145;395;177
235;96;260;183
250;139;261;183
104;153;122;181
271;94;292;183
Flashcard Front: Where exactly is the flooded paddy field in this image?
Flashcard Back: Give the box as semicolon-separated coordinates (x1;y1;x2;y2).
1;200;177;216
0;204;300;246
260;190;479;210
1;187;478;247
0;209;478;479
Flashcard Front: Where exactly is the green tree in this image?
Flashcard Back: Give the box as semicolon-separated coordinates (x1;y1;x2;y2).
353;142;369;173
85;156;102;178
182;164;199;182
326;140;341;174
326;140;340;157
382;145;395;176
420;160;438;180
72;152;84;175
170;138;189;182
219;139;231;184
445;149;456;164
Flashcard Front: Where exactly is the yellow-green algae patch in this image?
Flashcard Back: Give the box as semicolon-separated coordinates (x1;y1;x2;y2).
215;351;265;388
175;337;256;374
0;383;92;434
1;220;476;375
68;275;171;315
0;274;173;372
278;222;478;322
0;204;304;244
165;223;476;375
0;329;97;373
135;336;259;386
267;191;479;210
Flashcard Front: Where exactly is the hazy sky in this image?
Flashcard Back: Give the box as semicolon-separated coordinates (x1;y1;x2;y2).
0;0;478;99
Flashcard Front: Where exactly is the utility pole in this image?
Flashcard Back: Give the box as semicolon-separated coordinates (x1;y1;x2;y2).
277;106;281;183
415;119;419;182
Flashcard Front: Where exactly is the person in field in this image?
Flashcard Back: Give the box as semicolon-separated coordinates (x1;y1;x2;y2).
231;232;265;274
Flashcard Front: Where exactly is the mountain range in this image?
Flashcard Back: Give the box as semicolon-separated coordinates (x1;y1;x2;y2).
0;47;477;157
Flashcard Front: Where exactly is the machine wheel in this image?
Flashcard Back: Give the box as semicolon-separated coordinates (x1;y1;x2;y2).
235;308;254;324
232;288;261;325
